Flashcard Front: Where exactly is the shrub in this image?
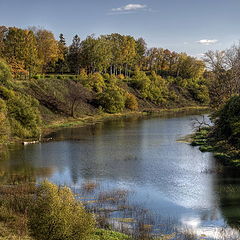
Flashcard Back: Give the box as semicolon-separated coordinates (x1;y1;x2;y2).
102;73;110;81
103;73;118;85
28;181;95;240
0;99;10;142
214;96;240;147
86;72;106;93
0;206;15;222
125;93;138;111
117;74;125;80
97;86;125;113
106;75;118;85
131;70;169;104
32;75;41;80
193;85;210;104
56;75;64;80
0;86;15;100
0;60;12;85
188;79;210;104
0;86;41;138
131;70;151;91
79;69;88;81
7;93;41;138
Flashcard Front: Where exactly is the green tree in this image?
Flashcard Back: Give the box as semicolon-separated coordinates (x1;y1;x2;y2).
212;96;240;148
68;35;81;74
55;33;69;74
24;30;39;78
121;36;137;76
0;59;12;85
0;99;10;143
0;86;41;138
97;86;125;113
80;35;98;73
135;37;147;67
175;54;205;79
105;34;137;76
94;36;113;73
0;26;7;58
131;67;151;91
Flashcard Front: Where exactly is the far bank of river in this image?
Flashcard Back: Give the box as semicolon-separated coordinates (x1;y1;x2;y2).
42;106;209;136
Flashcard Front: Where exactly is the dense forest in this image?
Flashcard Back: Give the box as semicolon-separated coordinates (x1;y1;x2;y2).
0;26;239;144
0;26;207;78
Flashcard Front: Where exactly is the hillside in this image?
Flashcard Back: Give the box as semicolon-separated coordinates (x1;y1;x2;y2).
0;60;209;143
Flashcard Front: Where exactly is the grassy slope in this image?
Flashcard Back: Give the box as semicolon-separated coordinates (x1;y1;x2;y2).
20;77;209;134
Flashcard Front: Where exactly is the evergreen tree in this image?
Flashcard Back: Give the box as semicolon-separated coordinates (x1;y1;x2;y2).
55;33;69;74
0;26;7;58
68;35;81;74
135;38;147;67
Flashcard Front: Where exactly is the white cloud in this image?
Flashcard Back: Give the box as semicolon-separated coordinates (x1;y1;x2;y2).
112;4;147;12
196;53;205;59
197;39;218;45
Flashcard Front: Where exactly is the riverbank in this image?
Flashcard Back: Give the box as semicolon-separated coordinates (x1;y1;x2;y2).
0;106;209;163
42;106;210;136
1;106;209;145
191;128;240;168
191;96;240;168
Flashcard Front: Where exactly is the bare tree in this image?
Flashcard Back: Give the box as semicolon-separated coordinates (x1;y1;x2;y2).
67;81;93;118
192;115;211;131
204;43;240;107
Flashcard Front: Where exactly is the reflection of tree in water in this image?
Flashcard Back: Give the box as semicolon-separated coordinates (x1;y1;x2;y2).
67;117;144;183
217;166;240;230
199;207;219;222
0;145;9;162
0;165;55;185
0;146;54;184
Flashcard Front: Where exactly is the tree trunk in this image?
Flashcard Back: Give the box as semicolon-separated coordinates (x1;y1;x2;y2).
71;100;76;118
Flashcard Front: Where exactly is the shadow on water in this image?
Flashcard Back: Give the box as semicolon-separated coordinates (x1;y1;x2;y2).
216;166;240;230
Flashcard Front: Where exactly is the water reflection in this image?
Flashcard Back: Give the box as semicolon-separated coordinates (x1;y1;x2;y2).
217;167;240;230
1;113;240;238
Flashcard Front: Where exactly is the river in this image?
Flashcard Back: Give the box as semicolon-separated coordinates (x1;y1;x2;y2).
1;113;240;239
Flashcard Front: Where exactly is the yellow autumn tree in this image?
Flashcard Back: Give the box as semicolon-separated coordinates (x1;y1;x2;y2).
35;29;60;73
28;181;95;240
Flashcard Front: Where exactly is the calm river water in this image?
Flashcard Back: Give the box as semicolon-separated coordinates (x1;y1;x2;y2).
2;113;240;239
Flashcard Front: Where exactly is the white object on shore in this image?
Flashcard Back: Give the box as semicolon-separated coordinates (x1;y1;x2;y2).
23;141;39;145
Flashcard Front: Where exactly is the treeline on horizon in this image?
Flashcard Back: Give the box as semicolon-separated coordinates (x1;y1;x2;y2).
0;26;206;79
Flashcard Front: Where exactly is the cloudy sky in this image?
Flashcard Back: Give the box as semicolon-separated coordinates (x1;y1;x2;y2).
1;0;240;57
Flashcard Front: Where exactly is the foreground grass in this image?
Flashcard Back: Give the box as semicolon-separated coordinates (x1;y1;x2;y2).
0;181;202;240
0;182;131;240
1;180;240;240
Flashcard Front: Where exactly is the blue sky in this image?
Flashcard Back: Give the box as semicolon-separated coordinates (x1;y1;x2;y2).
1;0;240;57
